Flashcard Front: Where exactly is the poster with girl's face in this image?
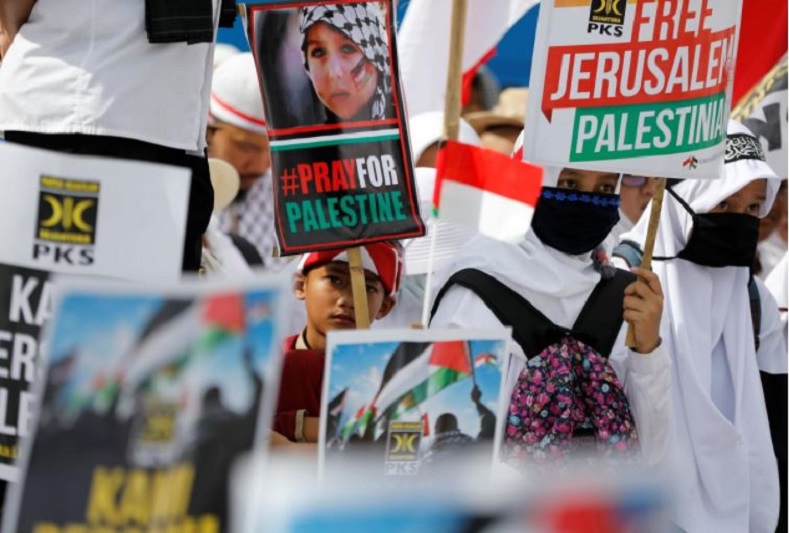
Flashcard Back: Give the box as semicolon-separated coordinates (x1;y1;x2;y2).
242;1;424;255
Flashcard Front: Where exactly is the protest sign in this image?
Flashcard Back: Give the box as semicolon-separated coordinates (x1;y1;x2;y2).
240;0;425;255
732;54;788;178
0;143;190;482
233;451;672;533
3;277;285;533
523;0;743;180
319;328;510;479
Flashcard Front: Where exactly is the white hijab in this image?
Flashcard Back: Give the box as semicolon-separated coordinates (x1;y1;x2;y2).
431;165;605;328
621;120;781;533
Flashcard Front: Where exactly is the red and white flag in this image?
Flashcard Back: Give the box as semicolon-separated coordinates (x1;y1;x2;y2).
433;141;543;243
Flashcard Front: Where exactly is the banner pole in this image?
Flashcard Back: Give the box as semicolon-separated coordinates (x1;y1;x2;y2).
625;178;667;349
442;0;468;142
420;0;468;327
347;247;371;330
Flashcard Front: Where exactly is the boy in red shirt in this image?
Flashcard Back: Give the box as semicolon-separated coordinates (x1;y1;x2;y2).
273;241;402;444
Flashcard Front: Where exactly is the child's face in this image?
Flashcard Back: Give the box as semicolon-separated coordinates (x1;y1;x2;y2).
305;22;379;120
709;178;767;216
556;168;619;194
295;261;394;348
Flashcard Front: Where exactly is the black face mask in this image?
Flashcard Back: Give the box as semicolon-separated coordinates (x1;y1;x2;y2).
531;187;621;255
661;188;760;268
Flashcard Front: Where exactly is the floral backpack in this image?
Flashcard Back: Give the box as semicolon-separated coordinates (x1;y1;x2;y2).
431;267;639;465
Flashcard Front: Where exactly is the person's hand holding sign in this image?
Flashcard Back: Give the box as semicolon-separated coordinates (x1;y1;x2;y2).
623;267;664;354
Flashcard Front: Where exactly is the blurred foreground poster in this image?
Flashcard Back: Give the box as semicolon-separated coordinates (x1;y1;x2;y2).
2;276;286;533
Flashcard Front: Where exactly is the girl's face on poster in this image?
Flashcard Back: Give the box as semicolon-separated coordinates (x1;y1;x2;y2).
305;22;379;120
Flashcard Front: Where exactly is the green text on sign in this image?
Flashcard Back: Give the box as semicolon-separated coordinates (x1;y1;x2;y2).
570;92;727;162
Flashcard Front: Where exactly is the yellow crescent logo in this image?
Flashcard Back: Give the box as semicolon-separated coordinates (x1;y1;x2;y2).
611;0;623;16
593;0;606;13
40;195;94;231
40;195;62;228
391;433;419;453
72;199;94;232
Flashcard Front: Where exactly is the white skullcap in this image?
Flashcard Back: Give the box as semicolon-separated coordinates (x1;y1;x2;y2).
408;111;480;163
210;52;267;135
213;43;241;71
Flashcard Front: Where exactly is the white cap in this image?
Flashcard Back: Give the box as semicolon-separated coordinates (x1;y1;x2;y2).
213;43;241;72
210;52;267;135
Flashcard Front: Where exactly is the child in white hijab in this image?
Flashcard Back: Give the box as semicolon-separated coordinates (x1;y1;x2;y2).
430;162;671;467
620;120;785;533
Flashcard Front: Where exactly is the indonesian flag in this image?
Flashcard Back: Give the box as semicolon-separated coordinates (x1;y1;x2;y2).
433;140;543;243
374;341;473;421
398;0;538;115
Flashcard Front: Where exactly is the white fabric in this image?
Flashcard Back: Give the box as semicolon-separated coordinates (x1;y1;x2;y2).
201;216;253;277
619;120;782;533
213;43;241;71
758;231;787;280
429;230;672;467
765;253;788;347
0;0;219;152
210;52;267;135
398;0;537;116
754;276;788;375
408;111;480;163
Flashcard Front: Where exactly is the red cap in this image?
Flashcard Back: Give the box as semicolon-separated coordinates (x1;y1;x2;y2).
296;242;404;297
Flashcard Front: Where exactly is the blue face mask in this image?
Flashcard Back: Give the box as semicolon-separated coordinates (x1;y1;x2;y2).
531;187;621;255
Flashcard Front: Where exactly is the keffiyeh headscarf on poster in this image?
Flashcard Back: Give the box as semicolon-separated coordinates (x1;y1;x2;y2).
300;2;392;120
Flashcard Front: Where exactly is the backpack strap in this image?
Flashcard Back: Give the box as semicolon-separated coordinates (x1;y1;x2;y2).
748;275;761;352
572;269;636;356
430;268;565;357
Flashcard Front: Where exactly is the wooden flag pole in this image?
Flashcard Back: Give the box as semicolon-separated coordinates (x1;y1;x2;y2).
625;178;667;349
420;0;468;327
442;0;468;142
347;247;371;330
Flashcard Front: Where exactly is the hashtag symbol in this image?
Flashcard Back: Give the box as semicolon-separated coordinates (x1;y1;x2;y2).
281;168;299;197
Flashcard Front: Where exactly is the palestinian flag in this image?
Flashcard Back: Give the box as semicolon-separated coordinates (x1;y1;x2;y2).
434;141;543;243
374;341;473;421
120;293;245;392
326;388;348;442
340;404;376;441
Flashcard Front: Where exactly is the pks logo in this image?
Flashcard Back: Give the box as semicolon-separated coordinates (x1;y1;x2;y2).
33;175;100;266
385;421;422;476
587;0;627;37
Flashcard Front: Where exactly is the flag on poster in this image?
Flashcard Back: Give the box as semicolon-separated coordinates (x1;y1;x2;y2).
732;55;788;178
523;0;743;180
320;328;509;479
3;277;286;533
240;0;424;255
433;141;543;243
398;0;538;115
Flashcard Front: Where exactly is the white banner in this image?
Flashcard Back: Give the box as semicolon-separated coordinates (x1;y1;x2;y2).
523;0;743;180
0;142;190;281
